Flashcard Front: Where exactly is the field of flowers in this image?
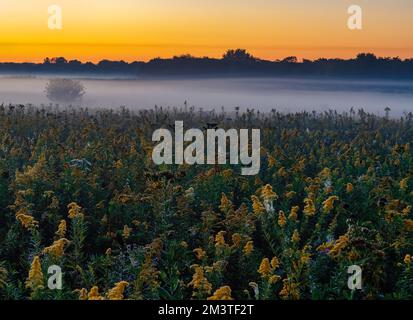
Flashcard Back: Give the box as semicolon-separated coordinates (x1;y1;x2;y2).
0;104;412;300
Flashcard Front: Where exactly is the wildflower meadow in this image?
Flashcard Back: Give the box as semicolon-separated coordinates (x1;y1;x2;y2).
0;104;412;300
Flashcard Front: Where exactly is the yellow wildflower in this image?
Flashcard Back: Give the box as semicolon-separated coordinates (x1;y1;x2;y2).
243;241;254;256
270;256;280;270
219;193;232;212
322;196;339;213
268;155;276;168
26;256;43;291
404;254;411;265
231;233;242;247
251;195;265;215
329;235;349;258
404;219;413;232
207;286;233;300
279;278;300;300
346;183;354;193
278;210;287;227
261;184;278;202
55;220;67;238
269;275;281;284
292;229;300;244
285;191;296;199
107;281;129;300
67;202;83;219
122;225;132;239
289;206;299;221
215;231;226;247
400;178;408;190
76;288;88;300
258;258;272;278
88;286;104;300
188;265;212;297
43;238;70;258
303;198;316;216
16;212;38;230
193;248;207;260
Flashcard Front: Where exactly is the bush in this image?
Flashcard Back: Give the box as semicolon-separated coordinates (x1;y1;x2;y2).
45;78;86;103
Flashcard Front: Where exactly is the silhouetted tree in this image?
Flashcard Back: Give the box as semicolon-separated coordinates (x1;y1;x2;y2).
223;49;255;62
45;79;85;103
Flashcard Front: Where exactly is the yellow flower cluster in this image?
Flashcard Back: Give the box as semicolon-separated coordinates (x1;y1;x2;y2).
189;265;212;297
43;238;70;258
207;286;233;300
322;196;339;213
107;281;129;300
26;256;44;291
67;202;83;219
55;220;67;238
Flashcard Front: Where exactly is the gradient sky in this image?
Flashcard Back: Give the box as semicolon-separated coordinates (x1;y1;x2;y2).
0;0;412;62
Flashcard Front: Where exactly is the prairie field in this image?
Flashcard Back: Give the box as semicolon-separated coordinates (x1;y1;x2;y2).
0;104;412;300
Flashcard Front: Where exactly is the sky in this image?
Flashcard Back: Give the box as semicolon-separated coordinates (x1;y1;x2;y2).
0;0;412;62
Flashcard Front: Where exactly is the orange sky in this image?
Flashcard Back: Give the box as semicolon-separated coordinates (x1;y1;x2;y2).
0;0;412;62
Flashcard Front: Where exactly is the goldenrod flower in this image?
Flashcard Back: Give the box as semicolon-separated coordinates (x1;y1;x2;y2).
400;178;408;190
278;210;287;228
231;233;242;247
67;202;83;219
221;169;233;178
258;258;272;278
75;288;88;300
291;229;300;244
322;196;339;213
251;195;265;215
16;212;38;230
55;220;66;238
243;241;254;256
219;193;232;213
193;248;207;260
270;256;280;270
329;235;349;258
207;286;233;300
303;198;316;216
261;184;278;202
269;275;281;284
289;206;299;221
188;265;212;297
268;155;276;168
26;256;44;291
404;219;413;231
279;278;300;300
122;225;132;239
43;238;70;258
107;281;129;300
215;231;226;247
88;286;104;300
285;191;296;199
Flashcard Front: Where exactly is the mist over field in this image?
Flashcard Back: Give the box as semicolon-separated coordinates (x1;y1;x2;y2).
1;75;413;116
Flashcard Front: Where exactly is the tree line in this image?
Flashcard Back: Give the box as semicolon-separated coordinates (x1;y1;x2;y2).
1;49;412;79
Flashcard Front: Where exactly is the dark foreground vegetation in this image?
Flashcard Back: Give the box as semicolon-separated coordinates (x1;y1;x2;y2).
0;104;412;300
